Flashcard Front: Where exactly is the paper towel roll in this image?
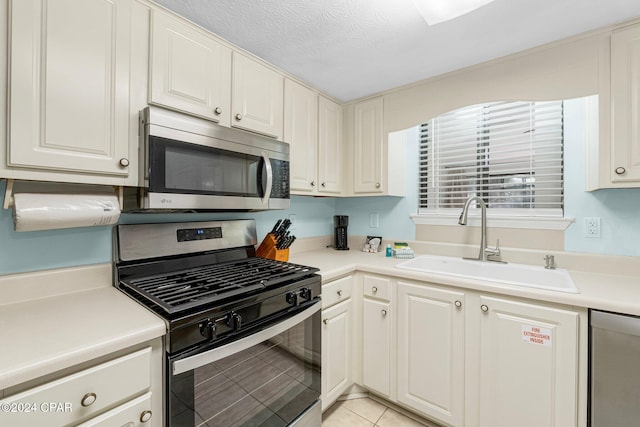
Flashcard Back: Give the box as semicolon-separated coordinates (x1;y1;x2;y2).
12;193;121;232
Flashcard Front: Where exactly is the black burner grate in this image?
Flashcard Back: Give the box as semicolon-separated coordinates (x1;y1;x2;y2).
119;257;318;314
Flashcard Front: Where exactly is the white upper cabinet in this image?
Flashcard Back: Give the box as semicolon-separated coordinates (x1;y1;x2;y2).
590;23;640;189
6;0;143;184
610;24;640;184
150;9;231;126
350;96;405;196
353;97;384;193
318;97;344;194
232;52;284;140
285;79;319;193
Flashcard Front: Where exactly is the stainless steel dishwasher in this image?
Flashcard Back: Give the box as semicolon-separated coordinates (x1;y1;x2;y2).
590;310;640;426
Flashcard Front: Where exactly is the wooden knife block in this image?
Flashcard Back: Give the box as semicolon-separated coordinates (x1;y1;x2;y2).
256;233;289;262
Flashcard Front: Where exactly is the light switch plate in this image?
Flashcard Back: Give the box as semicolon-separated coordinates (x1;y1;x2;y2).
369;212;379;228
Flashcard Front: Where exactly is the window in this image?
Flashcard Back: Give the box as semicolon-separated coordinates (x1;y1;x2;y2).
419;100;564;218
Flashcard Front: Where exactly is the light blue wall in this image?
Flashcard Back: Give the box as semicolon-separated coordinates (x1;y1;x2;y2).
563;98;640;256
0;180;335;276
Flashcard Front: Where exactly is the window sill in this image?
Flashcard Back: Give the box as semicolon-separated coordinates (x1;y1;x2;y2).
411;213;574;231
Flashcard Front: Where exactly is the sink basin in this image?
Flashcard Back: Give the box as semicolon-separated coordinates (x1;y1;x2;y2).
396;255;579;293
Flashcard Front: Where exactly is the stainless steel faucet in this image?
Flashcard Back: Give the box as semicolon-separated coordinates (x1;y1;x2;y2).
458;196;501;262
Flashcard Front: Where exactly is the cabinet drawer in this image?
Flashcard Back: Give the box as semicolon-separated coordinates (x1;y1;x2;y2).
363;275;391;301
0;347;151;426
322;275;353;308
76;392;153;426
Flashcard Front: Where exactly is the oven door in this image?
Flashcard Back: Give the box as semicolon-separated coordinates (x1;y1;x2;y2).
168;302;321;427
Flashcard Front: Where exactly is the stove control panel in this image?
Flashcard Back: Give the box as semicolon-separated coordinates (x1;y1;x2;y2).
177;226;223;242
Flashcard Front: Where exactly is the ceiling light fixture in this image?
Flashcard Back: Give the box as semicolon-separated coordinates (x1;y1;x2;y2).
412;0;496;25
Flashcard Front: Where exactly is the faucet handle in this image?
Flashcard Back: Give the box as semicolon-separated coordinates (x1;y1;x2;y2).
485;238;501;258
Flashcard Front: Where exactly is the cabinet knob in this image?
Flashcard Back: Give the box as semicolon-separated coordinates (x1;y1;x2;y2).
323;318;329;325
337;290;343;297
321;182;326;187
310;181;316;187
235;113;243;121
381;309;387;316
140;410;153;423
480;304;489;312
454;300;462;308
372;286;378;293
214;107;222;115
81;392;97;407
615;167;626;175
119;158;129;168
375;182;381;188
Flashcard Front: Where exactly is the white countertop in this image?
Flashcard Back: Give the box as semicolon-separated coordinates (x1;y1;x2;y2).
0;264;166;391
290;248;640;316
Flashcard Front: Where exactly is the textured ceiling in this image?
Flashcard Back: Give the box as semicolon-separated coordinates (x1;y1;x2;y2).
154;0;640;102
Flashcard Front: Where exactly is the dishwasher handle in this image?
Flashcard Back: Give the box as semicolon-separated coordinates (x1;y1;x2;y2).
591;310;640;337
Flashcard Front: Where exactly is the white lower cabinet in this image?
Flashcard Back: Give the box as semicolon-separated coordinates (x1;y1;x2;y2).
475;295;581;427
397;281;465;427
321;275;354;411
352;273;585;427
0;343;162;426
362;275;393;397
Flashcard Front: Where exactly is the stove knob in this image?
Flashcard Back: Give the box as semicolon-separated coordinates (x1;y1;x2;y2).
227;312;242;330
300;287;312;301
286;291;298;306
199;319;215;340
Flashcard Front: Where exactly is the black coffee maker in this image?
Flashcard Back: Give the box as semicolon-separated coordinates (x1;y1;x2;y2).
333;215;349;250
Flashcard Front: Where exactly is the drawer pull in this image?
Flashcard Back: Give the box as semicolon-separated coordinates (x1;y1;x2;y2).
81;392;97;407
140;410;153;423
615;166;626;175
481;304;489;313
337;290;343;297
372;286;378;293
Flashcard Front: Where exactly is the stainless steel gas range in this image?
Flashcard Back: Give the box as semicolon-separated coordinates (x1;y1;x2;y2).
113;220;322;427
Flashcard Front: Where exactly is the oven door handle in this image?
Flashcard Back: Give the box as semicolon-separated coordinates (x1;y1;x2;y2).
172;301;320;376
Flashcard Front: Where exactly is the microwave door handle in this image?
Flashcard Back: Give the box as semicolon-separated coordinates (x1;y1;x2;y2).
171;301;320;375
261;153;273;205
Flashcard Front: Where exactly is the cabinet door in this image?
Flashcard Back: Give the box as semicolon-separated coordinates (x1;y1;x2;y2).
150;9;231;126
353;97;384;193
477;296;579;427
321;298;352;410
318;96;344;194
397;282;465;427
9;0;131;176
610;24;640;183
232;52;284;139
362;298;391;396
285;79;318;193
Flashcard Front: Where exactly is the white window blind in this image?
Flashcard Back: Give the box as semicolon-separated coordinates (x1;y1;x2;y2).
419;100;564;216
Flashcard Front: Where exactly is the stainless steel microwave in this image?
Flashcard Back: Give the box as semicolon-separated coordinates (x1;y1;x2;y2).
125;106;290;211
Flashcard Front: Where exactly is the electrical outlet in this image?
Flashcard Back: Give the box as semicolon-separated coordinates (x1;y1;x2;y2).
583;217;601;238
369;212;379;228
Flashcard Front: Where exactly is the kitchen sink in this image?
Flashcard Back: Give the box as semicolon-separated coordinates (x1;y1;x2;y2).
395;255;579;293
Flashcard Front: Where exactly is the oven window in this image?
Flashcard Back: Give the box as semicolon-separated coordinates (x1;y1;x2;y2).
169;313;321;426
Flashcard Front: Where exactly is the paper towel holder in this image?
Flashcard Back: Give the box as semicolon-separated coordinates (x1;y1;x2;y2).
2;179;124;211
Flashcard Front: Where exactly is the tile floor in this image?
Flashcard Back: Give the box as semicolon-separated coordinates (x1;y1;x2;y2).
322;397;432;427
